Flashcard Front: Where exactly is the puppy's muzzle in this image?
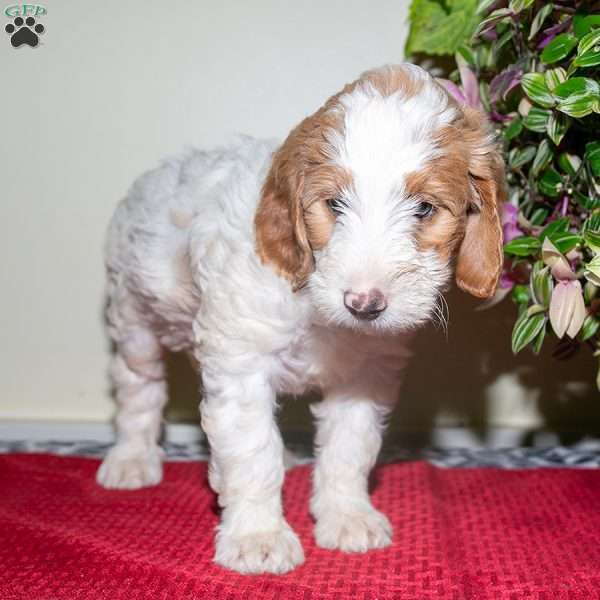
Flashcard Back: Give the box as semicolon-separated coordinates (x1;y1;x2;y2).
344;288;387;321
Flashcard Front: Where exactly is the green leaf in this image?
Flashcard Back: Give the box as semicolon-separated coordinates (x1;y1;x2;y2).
532;321;547;354
572;30;600;68
585;141;600;178
541;33;578;64
406;0;480;56
527;303;547;317
512;284;531;304
531;264;553;307
574;14;600;38
509;0;533;13
550;232;581;254
557;152;581;176
585;281;598;304
577;28;600;55
585;230;600;254
575;190;600;211
529;207;549;226
540;217;569;241
509;145;537;168
546;111;570;145
554;77;600;118
504;236;542;256
512;312;547;354
456;44;477;66
479;80;491;111
531;139;554;176
523;107;551;132
538;167;563;197
585;255;600;286
583;215;600;254
545;67;567;91
529;4;553;40
584;213;600;234
476;0;498;15
581;314;600;341
573;51;600;69
473;8;514;38
521;73;556;108
504;116;523;141
490;29;514;62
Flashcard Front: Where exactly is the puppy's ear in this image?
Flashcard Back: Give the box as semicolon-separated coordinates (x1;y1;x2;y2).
255;146;313;291
455;107;505;299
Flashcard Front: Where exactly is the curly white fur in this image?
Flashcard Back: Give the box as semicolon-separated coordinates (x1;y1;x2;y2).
97;63;502;575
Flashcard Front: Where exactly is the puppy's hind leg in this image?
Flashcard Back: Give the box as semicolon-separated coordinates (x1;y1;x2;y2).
97;294;167;489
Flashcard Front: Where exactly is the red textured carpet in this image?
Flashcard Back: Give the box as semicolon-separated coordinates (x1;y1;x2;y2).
2;455;600;600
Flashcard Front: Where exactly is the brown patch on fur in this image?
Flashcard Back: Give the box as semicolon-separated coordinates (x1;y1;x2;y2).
255;65;425;288
303;165;353;249
406;131;471;262
362;65;425;99
407;105;505;297
456;107;506;298
255;65;504;294
255;82;351;288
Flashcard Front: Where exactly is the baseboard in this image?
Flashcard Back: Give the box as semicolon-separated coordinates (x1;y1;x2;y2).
0;420;204;444
0;420;556;449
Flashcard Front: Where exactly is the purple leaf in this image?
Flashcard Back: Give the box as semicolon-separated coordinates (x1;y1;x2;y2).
482;29;499;41
538;17;572;49
437;78;466;104
502;203;522;243
490;68;522;104
490;110;512;122
559;195;569;216
459;64;482;110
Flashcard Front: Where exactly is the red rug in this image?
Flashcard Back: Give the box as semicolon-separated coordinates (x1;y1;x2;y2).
1;454;600;600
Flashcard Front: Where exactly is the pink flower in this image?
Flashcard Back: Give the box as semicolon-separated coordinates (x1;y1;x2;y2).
549;280;586;339
543;239;585;339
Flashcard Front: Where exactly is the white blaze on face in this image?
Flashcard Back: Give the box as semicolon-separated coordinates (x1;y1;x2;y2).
307;68;459;333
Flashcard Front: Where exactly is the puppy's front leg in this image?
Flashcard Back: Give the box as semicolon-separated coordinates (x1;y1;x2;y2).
200;369;304;574
311;384;395;552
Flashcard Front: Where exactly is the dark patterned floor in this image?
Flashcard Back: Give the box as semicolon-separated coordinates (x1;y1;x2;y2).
2;438;600;468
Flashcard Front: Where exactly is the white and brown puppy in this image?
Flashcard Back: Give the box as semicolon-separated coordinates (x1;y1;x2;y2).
98;64;504;574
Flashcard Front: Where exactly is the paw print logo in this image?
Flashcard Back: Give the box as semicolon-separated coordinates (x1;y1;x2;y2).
5;16;45;48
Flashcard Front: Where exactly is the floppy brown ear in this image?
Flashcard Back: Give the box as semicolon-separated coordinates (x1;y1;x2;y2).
455;108;506;299
255;147;313;291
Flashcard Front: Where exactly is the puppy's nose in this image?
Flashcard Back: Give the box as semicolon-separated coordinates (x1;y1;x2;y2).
344;288;387;320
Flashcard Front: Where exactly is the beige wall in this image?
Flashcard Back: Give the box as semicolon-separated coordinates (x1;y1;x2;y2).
1;1;598;435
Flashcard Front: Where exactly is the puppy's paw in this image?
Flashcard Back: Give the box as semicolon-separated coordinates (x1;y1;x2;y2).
315;505;392;552
96;444;164;489
215;522;304;574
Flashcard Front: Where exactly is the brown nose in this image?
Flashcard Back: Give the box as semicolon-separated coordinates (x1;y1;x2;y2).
344;288;387;320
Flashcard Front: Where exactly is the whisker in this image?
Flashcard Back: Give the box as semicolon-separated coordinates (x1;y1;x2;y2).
390;263;421;282
433;291;449;339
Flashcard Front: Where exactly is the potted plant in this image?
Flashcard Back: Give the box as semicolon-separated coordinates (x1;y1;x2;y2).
407;0;600;389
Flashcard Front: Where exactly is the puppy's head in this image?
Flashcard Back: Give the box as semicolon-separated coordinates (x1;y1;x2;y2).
256;64;505;333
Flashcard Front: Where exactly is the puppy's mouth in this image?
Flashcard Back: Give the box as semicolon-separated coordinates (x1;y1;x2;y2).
346;306;384;321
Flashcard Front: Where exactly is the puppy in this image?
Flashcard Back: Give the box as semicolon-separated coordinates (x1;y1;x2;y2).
97;63;504;574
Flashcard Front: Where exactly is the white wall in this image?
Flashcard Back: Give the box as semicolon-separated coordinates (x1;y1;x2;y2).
0;0;412;421
1;1;598;434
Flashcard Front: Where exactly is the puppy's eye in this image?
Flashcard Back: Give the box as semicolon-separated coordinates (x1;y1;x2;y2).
326;197;346;215
415;201;435;219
